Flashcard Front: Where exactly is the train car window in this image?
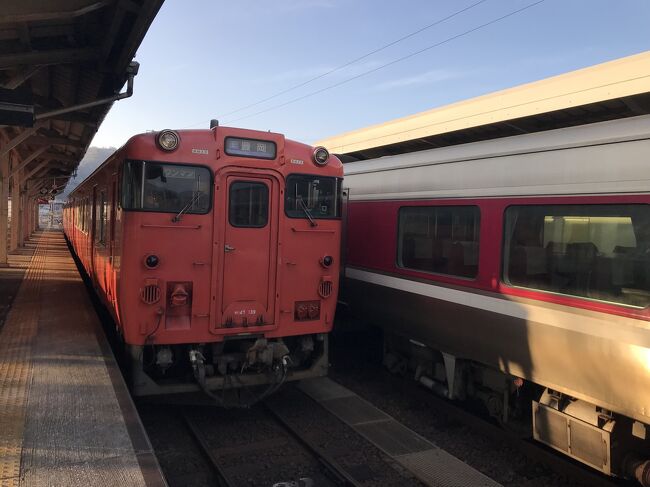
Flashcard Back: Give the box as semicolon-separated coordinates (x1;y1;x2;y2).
80;199;87;233
228;181;269;227
95;191;107;246
75;200;81;229
285;175;342;220
397;206;480;278
121;160;211;214
83;198;90;233
504;205;650;307
121;160;142;209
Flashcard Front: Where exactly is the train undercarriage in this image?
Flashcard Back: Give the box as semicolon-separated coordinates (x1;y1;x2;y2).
127;333;329;405
382;331;650;486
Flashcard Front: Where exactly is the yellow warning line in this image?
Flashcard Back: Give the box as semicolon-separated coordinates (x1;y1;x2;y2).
0;233;50;487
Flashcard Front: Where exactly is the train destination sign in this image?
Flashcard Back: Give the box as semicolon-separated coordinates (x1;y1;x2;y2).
225;137;276;159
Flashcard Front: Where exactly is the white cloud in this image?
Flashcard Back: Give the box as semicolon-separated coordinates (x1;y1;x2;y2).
250;60;385;86
275;0;337;11
374;68;461;91
254;65;337;84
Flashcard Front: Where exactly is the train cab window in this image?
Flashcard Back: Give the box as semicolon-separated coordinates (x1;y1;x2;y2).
228;181;269;227
397;206;480;278
121;160;211;214
504;205;650;307
285;174;342;220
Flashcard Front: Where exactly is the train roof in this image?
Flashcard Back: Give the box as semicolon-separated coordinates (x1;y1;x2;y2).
316;50;650;162
344;114;650;175
342;114;650;201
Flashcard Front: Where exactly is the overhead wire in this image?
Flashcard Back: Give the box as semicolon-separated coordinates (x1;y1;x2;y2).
223;0;546;125
185;0;491;128
216;0;490;120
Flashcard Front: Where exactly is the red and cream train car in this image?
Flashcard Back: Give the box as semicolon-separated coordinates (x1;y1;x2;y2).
341;115;650;483
64;125;343;400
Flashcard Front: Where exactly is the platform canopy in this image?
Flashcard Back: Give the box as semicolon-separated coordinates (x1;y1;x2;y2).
316;50;650;162
0;0;163;195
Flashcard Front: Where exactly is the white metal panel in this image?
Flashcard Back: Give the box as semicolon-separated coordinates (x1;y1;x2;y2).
318;51;650;155
344;115;650;200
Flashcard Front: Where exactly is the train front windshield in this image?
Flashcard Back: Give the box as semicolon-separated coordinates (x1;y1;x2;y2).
285;174;342;220
122;160;211;214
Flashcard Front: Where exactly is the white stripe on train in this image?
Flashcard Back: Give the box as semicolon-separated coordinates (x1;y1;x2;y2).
345;266;650;349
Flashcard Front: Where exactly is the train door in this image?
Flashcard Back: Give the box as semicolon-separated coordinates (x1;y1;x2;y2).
213;170;280;329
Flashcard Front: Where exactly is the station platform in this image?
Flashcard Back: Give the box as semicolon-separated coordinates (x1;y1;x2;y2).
0;230;166;487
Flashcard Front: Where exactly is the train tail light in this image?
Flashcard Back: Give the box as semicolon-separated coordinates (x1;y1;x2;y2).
295;300;320;321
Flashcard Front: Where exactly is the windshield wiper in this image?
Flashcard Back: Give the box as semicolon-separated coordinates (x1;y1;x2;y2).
172;192;202;223
298;198;317;227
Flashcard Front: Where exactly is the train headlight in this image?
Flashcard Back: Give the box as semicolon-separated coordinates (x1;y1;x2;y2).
320;255;333;268
312;147;329;166
144;254;160;269
157;129;180;151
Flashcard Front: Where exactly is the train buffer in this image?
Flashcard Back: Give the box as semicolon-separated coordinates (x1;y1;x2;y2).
0;230;166;487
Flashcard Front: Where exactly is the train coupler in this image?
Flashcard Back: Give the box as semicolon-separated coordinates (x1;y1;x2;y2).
189;349;208;383
245;338;290;369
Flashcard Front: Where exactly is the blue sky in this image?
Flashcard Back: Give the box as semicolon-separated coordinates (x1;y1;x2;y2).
90;0;650;148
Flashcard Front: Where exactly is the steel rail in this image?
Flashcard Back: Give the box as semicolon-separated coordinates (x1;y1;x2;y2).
180;411;237;487
263;401;363;487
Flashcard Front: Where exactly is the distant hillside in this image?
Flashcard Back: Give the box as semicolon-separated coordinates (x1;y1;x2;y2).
61;146;115;198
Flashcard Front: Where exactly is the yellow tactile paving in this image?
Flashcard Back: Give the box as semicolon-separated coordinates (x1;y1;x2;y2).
0;233;50;487
0;231;164;487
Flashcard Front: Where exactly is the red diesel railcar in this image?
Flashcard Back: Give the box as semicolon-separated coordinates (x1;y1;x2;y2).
340;116;650;482
63;125;343;400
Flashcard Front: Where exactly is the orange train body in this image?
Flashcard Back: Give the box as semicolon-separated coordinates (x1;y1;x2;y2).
63;126;342;396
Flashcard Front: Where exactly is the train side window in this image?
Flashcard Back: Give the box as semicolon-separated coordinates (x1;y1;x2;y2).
228;181;269;228
503;204;650;307
80;199;86;233
122;160;143;209
74;200;81;229
83;198;90;233
95;190;107;246
397;206;480;278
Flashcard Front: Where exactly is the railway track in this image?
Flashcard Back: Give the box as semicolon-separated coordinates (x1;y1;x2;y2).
398;382;624;487
179;404;363;487
181;411;237;487
330;362;625;487
451;403;624;487
263;401;362;487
